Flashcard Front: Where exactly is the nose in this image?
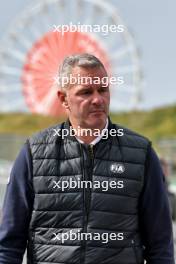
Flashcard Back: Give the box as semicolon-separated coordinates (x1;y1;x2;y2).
92;91;104;105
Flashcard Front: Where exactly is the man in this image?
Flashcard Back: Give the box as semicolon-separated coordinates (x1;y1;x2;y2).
0;53;174;263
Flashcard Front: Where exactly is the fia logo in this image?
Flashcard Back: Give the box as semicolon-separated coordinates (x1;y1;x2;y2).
110;163;125;174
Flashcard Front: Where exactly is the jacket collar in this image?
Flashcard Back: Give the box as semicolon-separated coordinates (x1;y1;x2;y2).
63;116;114;143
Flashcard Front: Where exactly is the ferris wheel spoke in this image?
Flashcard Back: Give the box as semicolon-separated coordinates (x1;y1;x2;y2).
42;12;57;33
39;11;54;34
113;65;139;75
0;83;22;93
0;67;21;76
26;22;44;42
109;45;135;60
75;0;84;20
0;48;26;63
111;85;139;93
10;33;33;50
46;1;66;26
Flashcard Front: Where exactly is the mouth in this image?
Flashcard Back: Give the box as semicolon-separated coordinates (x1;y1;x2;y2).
90;109;104;113
89;110;105;115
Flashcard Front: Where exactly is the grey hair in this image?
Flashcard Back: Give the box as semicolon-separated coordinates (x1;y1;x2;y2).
57;53;107;91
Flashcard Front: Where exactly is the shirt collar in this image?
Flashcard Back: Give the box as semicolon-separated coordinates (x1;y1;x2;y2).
76;118;109;145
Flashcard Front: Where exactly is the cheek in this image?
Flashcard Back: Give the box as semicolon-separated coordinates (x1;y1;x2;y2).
68;96;79;108
103;94;110;104
69;98;86;112
81;101;89;111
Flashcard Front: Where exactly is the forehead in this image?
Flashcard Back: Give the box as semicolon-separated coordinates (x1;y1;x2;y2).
67;66;109;91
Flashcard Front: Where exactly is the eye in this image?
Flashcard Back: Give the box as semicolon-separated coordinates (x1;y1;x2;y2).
82;90;92;95
99;87;108;93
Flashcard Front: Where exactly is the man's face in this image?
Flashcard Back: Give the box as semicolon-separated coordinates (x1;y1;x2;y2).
60;66;110;129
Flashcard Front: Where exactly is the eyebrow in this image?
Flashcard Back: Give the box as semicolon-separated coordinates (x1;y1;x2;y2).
75;85;109;94
75;87;93;93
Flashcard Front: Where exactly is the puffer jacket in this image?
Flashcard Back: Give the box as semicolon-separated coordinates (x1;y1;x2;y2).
27;119;150;264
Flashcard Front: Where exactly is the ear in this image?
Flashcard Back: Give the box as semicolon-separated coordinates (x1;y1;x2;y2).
57;90;69;110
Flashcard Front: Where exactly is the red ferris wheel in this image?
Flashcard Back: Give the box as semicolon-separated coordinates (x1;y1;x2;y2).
0;0;143;116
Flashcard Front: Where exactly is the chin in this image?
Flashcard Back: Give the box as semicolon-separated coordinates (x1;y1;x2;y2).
88;115;107;128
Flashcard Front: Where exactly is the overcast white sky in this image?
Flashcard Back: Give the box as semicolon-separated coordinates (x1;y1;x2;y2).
0;0;175;111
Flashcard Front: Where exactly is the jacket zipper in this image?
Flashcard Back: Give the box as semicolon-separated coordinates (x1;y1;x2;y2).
86;144;94;220
79;143;94;264
131;239;140;264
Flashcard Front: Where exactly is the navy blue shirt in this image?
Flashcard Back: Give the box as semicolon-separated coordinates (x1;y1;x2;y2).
0;142;175;263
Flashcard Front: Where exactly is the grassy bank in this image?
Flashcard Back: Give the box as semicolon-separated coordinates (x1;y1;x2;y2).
0;104;176;143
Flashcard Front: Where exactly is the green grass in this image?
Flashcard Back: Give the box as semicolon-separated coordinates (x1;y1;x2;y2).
0;104;176;143
0;113;65;135
110;104;176;142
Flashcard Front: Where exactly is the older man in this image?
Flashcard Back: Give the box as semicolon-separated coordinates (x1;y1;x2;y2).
0;53;174;264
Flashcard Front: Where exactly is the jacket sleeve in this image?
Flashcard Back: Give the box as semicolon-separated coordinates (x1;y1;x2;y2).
0;142;34;264
139;146;175;264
